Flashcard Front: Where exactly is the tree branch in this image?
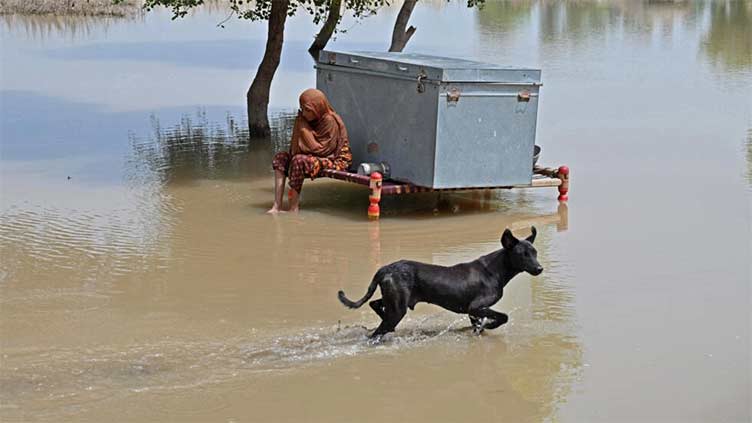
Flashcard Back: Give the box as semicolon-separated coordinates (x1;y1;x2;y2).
389;0;417;52
308;0;342;61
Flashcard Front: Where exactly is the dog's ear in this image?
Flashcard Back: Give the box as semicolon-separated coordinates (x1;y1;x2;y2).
526;226;537;244
501;228;518;249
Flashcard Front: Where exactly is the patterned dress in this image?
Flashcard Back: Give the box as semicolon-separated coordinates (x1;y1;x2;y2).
272;143;352;193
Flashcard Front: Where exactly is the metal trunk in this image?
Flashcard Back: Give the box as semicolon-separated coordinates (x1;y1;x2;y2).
316;51;542;189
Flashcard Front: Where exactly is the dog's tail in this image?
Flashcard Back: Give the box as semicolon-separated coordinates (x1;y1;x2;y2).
338;272;381;309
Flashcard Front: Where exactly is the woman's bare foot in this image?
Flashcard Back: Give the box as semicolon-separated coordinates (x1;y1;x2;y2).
267;204;286;214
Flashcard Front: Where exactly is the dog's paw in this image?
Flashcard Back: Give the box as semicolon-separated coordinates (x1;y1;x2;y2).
472;317;489;335
366;333;391;345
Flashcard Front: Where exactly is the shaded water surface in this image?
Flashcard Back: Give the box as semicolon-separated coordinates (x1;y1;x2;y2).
1;1;750;421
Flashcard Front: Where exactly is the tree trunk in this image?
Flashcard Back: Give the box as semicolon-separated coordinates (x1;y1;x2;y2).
308;0;342;61
247;0;290;138
389;0;417;52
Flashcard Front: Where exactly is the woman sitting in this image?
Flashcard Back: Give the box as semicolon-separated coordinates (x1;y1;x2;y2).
268;89;352;213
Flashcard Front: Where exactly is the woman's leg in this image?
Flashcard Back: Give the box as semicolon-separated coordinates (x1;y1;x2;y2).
287;154;309;213
286;152;348;213
267;169;287;213
269;152;291;214
288;189;300;213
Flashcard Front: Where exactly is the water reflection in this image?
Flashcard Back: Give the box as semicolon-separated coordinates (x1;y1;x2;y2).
536;0;704;41
476;0;532;33
477;0;750;72
747;128;752;186
127;110;296;184
702;0;752;71
0;12;143;40
537;1;630;43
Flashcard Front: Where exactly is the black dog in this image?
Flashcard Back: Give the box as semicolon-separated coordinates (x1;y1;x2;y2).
338;227;543;338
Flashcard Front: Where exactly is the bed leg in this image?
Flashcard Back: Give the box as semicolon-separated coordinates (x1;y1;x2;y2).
557;165;569;202
368;172;383;220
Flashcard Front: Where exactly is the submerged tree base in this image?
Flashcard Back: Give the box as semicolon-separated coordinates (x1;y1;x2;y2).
0;0;142;17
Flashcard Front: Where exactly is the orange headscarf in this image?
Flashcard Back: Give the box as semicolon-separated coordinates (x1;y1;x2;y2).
290;89;348;158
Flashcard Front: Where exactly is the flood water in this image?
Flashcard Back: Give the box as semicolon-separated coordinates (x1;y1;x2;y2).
1;1;750;421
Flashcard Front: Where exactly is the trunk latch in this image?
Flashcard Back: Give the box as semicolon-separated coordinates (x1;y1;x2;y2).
446;87;461;103
417;70;428;93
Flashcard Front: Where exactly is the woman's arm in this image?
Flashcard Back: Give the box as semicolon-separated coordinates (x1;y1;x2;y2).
289;113;304;155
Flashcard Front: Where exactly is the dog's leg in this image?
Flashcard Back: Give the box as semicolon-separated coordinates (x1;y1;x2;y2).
369;299;386;320
370;320;390;339
370;309;406;338
469;308;509;334
370;299;407;339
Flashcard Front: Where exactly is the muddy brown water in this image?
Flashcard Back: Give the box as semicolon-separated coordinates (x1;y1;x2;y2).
1;1;750;422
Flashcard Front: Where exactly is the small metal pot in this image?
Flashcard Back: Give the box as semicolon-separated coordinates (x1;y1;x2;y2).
357;162;391;178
